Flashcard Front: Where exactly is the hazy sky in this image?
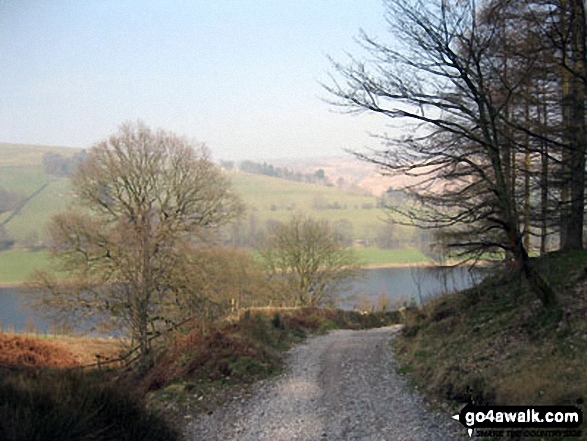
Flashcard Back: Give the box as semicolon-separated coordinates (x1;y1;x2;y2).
0;0;393;161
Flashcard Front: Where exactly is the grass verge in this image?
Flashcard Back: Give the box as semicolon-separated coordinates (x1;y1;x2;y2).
393;251;587;440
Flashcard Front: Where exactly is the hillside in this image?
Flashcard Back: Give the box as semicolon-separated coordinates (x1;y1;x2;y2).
0;143;426;283
270;155;429;198
0;143;399;242
0;143;80;243
394;251;587;437
229;171;387;235
0;143;81;167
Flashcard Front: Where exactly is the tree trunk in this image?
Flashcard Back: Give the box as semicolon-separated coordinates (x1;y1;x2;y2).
560;64;572;249
512;229;557;307
523;90;531;252
540;98;549;255
568;0;586;250
560;0;586;251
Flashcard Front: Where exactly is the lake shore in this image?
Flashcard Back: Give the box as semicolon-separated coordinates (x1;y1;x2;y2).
0;259;499;287
360;259;498;270
0;282;29;288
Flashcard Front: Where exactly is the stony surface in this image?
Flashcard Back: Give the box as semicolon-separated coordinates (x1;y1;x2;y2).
186;325;467;440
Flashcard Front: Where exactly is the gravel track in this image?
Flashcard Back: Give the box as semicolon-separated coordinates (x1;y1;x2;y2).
186;325;466;440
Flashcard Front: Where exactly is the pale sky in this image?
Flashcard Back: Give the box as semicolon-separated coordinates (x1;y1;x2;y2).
0;0;392;161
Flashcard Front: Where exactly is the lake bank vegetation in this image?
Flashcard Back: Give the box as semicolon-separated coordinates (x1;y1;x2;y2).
394;251;587;437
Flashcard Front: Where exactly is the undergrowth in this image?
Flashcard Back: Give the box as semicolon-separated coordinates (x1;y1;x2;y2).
394;251;587;440
0;307;397;439
0;333;79;368
144;307;399;420
0;368;179;441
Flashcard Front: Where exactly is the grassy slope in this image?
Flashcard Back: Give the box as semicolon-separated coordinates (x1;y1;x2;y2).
0;175;71;242
2;143;391;241
0;143;429;283
230;172;384;233
0;143;75;242
394;251;587;438
229;172;417;240
0;249;51;284
0;143;81;166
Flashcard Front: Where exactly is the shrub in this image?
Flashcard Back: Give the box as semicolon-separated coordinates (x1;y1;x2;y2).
0;369;178;441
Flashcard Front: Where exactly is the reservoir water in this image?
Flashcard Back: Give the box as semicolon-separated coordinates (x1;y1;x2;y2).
345;265;482;308
0;265;483;333
0;286;51;333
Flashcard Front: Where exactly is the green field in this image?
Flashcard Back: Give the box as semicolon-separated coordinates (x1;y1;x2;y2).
229;172;387;234
354;247;431;266
0;143;423;283
0;144;77;242
0;249;51;284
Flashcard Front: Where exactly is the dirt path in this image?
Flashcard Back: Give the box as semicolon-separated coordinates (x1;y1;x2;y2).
186;325;466;440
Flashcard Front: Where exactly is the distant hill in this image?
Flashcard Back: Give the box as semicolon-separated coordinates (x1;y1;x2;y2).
0;143;428;284
0;143;81;166
0;143;408;245
268;155;420;197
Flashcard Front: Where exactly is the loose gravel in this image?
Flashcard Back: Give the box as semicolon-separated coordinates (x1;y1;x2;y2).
186;325;467;440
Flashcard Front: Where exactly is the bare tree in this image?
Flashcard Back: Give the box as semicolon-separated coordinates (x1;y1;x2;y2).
551;0;586;250
162;246;278;323
484;0;586;253
261;213;359;306
30;122;243;360
325;0;556;306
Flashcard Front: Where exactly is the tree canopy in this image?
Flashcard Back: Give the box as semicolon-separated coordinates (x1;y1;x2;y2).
261;213;359;306
326;0;586;307
33;122;243;358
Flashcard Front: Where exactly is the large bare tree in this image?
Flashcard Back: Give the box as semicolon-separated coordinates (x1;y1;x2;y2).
32;122;243;359
326;0;557;306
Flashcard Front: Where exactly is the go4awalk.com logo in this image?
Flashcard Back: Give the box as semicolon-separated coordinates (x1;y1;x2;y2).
452;404;583;438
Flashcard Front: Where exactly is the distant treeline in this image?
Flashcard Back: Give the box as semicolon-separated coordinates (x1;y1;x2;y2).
221;160;331;186
42;151;88;177
222;212;432;252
